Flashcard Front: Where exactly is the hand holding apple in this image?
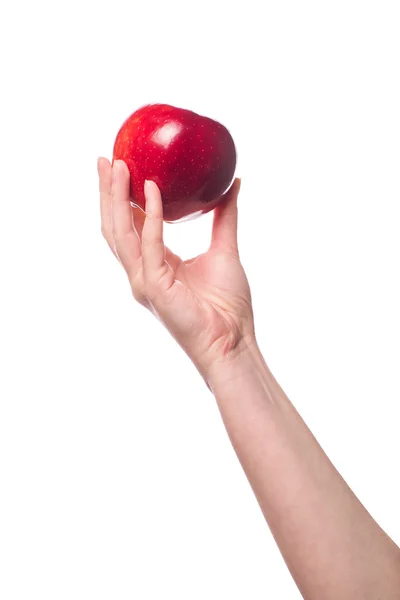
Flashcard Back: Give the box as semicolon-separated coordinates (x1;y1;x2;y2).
98;157;255;380
112;104;237;222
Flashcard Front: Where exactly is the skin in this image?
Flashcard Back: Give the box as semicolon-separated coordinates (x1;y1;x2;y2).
98;157;400;599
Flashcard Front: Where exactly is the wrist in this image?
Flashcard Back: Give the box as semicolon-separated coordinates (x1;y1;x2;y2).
204;335;269;394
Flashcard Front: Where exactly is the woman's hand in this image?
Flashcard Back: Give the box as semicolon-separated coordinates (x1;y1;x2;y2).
98;159;400;600
98;157;255;380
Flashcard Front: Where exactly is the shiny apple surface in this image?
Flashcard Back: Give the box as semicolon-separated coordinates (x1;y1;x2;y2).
113;104;236;222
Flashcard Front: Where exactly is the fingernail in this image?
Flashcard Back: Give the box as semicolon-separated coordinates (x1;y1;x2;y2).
144;179;151;192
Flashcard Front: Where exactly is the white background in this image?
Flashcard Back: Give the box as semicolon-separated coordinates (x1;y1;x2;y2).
1;1;399;598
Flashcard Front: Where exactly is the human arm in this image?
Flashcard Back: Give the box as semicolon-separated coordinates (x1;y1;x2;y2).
98;157;400;599
208;343;400;599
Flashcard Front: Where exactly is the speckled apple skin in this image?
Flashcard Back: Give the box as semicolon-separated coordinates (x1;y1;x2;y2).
112;104;236;222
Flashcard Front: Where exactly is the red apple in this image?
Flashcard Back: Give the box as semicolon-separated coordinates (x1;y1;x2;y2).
113;104;236;222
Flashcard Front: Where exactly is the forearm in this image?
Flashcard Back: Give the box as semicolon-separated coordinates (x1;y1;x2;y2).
207;342;400;599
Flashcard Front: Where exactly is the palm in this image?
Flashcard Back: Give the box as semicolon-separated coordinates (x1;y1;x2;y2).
160;245;252;361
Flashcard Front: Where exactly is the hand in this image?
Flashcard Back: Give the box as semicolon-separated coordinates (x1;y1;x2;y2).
98;158;255;380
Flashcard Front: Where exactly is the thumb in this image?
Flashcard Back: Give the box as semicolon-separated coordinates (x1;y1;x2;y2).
210;178;241;253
